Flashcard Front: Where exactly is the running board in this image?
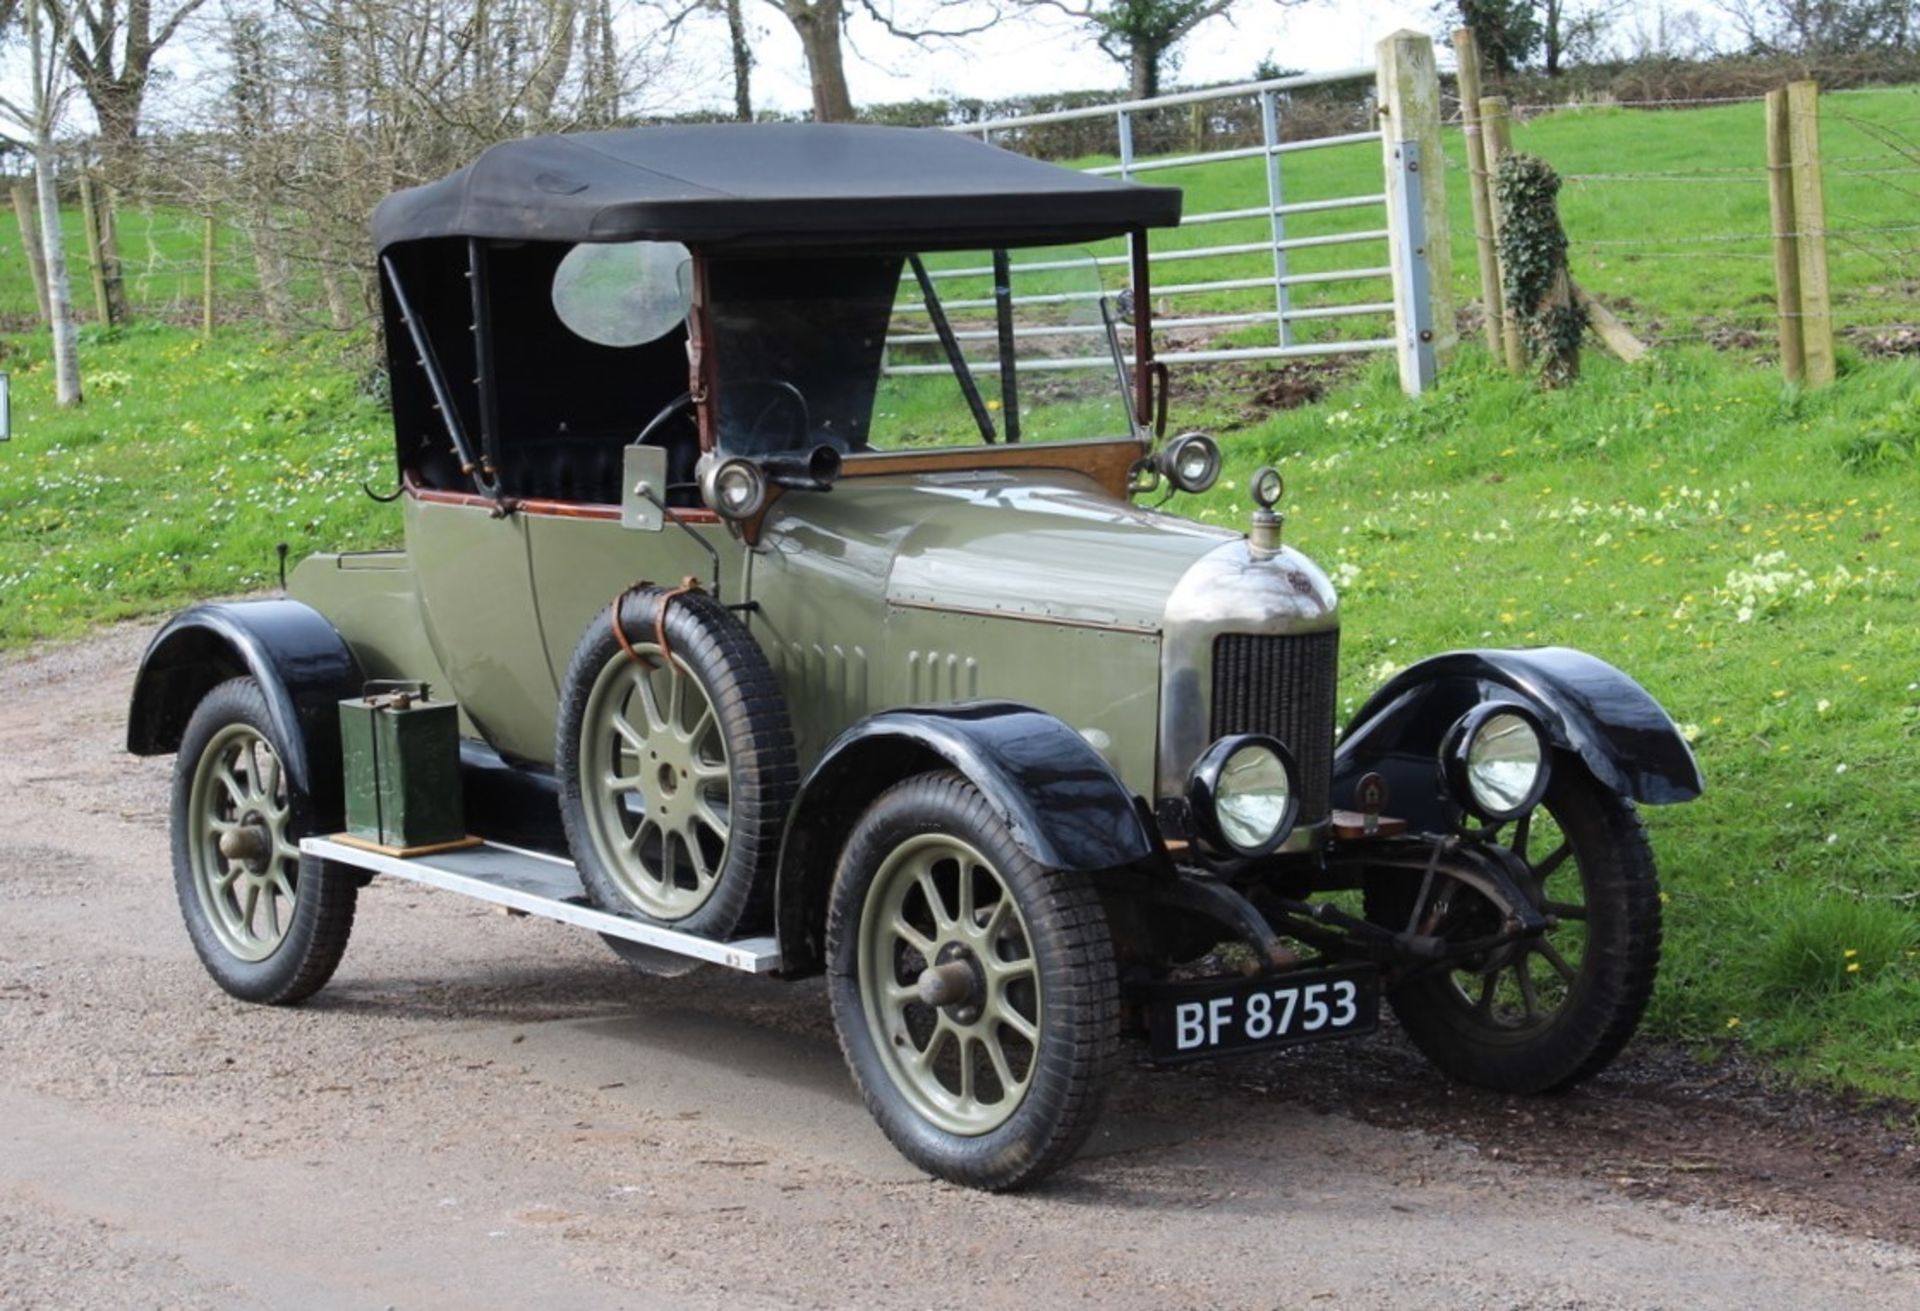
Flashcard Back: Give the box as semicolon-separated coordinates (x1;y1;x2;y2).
299;836;783;974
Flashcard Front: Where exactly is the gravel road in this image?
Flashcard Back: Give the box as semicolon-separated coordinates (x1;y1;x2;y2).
4;624;1918;1309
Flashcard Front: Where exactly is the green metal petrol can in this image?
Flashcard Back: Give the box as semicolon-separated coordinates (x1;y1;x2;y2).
339;681;466;850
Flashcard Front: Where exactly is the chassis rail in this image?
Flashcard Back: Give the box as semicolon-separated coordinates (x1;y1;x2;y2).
299;837;783;974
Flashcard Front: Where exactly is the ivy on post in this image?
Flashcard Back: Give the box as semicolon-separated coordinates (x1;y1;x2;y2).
1494;153;1586;388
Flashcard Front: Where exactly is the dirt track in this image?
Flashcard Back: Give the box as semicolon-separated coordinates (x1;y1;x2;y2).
4;624;1919;1309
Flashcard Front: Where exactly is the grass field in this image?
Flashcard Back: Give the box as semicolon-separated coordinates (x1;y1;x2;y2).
3;89;1919;1101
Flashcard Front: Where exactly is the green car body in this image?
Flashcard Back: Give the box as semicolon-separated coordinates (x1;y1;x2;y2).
288;459;1335;820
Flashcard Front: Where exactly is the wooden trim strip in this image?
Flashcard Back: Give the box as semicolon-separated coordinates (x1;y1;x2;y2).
403;474;721;525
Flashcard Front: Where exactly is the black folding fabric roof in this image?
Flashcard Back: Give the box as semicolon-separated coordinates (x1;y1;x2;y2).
372;123;1182;252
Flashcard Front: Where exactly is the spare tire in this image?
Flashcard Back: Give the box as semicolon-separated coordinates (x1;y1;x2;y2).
557;586;796;941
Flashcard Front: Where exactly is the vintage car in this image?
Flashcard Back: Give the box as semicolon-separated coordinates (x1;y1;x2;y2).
127;124;1703;1190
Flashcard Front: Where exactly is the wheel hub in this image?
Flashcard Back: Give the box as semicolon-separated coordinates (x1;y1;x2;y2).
918;945;985;1021
218;818;274;872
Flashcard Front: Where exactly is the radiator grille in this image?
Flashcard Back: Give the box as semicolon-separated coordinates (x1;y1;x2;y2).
1210;631;1340;824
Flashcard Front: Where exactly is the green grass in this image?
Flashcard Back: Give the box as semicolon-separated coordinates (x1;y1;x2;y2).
0;325;396;643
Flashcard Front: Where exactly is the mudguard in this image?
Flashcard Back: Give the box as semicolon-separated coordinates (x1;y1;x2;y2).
126;601;363;827
1332;647;1703;833
773;701;1158;975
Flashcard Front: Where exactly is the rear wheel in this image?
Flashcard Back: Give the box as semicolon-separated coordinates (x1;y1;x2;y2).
171;677;356;1004
1364;763;1661;1093
826;772;1119;1190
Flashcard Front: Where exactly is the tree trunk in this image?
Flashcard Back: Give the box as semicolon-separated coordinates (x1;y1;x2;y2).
33;140;83;408
10;181;52;325
1129;42;1163;100
727;0;754;122
248;209;294;337
524;0;581;132
792;1;854;122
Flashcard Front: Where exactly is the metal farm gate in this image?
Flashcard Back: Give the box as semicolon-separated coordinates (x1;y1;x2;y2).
885;35;1452;397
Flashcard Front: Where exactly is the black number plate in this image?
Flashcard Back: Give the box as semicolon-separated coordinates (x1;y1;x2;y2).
1143;965;1379;1063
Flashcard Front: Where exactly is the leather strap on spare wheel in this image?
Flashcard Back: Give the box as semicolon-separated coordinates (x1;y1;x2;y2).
609;576;705;667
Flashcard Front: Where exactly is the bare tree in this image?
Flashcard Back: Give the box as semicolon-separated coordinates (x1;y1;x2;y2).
153;0;681;338
45;0;208;169
760;0;997;122
0;0;84;405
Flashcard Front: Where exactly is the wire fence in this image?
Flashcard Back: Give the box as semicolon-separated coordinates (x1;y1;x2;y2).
1445;88;1920;361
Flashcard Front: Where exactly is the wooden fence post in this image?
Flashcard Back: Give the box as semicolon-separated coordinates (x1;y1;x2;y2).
202;215;217;337
78;170;113;326
1479;95;1529;374
1786;80;1835;387
1765;88;1806;385
1376;28;1456;390
1452;28;1506;359
9;179;51;325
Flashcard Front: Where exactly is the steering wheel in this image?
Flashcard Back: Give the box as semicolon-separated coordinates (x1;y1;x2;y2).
730;379;812;455
632;379;812;455
634;391;695;447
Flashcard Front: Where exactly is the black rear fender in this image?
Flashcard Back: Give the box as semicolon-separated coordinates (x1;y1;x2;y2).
126;601;363;827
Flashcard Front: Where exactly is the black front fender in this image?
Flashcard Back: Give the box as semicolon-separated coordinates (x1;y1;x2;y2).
127;601;363;826
772;701;1158;975
1333;647;1703;832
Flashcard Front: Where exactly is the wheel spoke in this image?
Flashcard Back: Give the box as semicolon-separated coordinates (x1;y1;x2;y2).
683;826;714;886
1538;939;1579;984
687;705;716;751
608;711;648;755
604;769;644;794
1474;971;1497;1016
984;1031;1019;1094
917;866;954;930
1543;899;1587;922
240;881;261;936
265;885;282;940
957;864;978;925
956;1036;976;1102
630;666;667;734
989;956;1036;989
691;758;729;784
214;761;247;812
274;838;300;866
261;750;282;806
889;914;935;959
1510;812;1532;861
693;800;729;839
1533;842;1573;881
996;1003;1038;1044
978;897;1011;943
1515;958;1541;1018
912;1025;948;1073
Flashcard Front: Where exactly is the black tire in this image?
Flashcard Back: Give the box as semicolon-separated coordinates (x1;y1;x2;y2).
557;587;796;942
1364;760;1662;1094
170;677;357;1005
826;772;1120;1191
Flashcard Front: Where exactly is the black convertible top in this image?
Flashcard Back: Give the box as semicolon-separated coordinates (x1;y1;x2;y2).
372;123;1182;252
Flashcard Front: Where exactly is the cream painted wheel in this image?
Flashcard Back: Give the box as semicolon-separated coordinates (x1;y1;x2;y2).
857;833;1043;1135
827;772;1120;1191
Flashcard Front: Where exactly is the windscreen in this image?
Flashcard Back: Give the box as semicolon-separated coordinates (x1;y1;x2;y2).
705;245;1136;458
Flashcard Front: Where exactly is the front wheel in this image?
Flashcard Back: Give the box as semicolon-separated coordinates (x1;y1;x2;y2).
826;772;1120;1191
1364;761;1662;1093
171;677;357;1004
